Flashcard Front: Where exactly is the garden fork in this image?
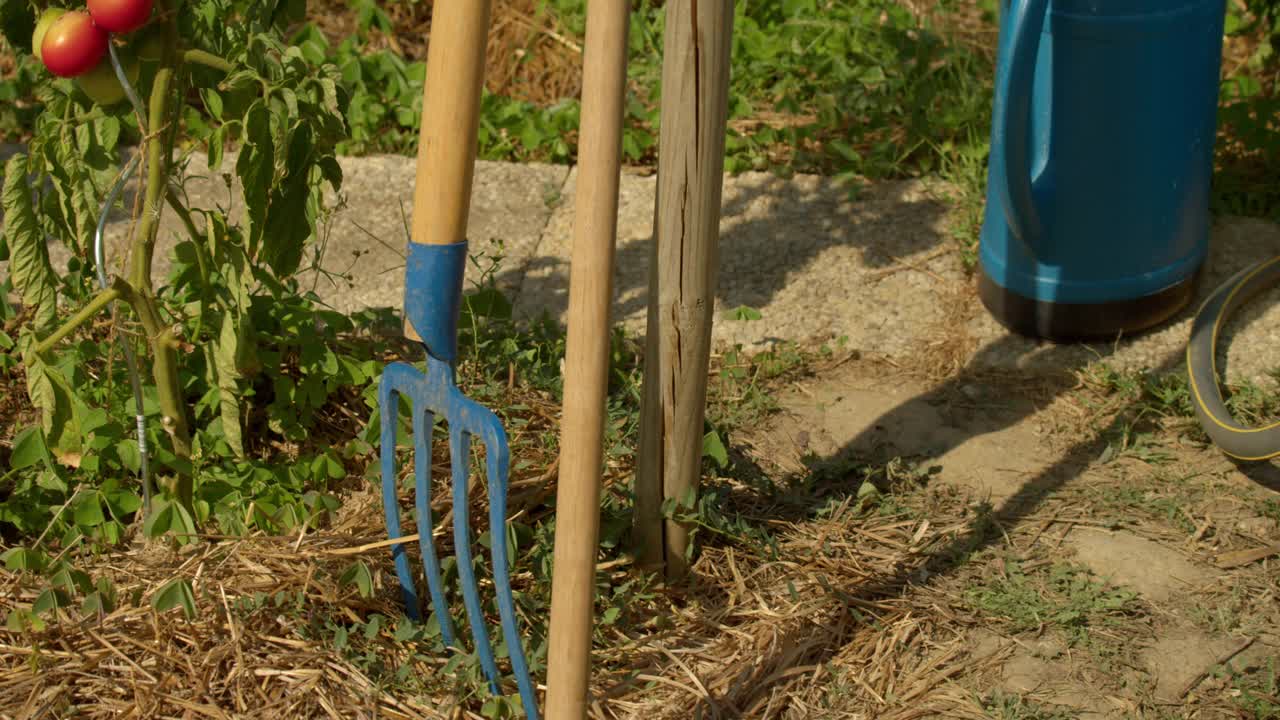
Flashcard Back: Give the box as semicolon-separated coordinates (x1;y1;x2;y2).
377;1;539;716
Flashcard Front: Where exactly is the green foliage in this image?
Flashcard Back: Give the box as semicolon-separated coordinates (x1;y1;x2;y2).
0;0;36;55
2;546;121;631
2;153;57;330
151;577;197;619
723;305;762;322
979;690;1080;720
339;560;373;599
4;0;1280;226
965;560;1141;647
0;0;364;548
1223;655;1280;718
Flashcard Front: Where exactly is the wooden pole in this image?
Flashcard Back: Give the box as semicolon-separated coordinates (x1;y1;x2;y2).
544;1;631;717
633;0;735;580
403;0;493;341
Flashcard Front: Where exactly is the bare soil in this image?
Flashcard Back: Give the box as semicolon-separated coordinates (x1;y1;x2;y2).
708;353;1280;719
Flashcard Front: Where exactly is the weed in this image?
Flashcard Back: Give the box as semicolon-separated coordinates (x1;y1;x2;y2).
707;340;809;433
980;690;1080;720
1263;498;1280;525
930;130;994;268
1218;655;1280;719
965;560;1142;649
1088;480;1198;535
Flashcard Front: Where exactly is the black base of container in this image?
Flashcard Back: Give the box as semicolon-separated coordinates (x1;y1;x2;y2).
977;265;1204;342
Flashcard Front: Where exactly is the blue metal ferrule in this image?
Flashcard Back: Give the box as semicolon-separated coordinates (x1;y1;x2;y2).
405;240;468;364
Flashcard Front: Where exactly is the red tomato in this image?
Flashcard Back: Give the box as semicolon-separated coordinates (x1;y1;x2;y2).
40;12;109;79
87;0;154;34
31;9;68;65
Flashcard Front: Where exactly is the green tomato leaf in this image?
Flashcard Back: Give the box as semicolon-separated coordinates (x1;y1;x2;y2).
237;101;275;258
208;125;226;172
259;128;314;277
3;154;58;330
95;116;121;153
201;89;224;121
22;349;84;466
214;316;246;459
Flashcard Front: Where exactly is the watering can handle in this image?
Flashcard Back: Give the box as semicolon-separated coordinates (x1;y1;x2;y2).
994;0;1049;247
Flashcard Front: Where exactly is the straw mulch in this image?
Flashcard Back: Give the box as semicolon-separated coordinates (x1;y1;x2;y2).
587;485;1004;720
0;476;1000;719
0;523;455;719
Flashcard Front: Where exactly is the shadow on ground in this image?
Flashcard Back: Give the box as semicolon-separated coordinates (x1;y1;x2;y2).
506;172;956;346
639;322;1280;715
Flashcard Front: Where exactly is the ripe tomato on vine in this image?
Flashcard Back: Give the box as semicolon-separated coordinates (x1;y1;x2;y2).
39;10;107;78
87;0;153;34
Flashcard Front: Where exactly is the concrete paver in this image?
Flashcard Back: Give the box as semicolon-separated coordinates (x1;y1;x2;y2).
4;144;1280;386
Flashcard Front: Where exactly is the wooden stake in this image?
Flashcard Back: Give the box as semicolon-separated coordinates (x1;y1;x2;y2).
634;0;735;580
545;1;631;717
404;0;493;341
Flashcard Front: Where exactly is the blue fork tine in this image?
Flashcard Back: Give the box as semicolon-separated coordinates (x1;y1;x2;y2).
446;386;539;709
378;240;541;718
378;365;460;651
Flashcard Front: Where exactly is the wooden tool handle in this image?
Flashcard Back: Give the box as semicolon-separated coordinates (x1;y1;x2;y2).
411;0;493;248
544;1;631;717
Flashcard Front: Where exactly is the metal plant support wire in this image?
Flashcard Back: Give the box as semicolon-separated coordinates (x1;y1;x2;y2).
95;40;154;512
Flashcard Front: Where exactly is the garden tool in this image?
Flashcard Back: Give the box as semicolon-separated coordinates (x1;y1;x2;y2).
377;1;539;716
544;1;631;717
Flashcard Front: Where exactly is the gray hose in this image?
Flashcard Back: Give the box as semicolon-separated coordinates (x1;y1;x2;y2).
96;42;154;513
1186;255;1280;461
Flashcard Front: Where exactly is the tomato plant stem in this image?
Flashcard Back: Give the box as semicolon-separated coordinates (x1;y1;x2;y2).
34;284;124;354
182;49;234;74
129;68;169;290
124;4;194;489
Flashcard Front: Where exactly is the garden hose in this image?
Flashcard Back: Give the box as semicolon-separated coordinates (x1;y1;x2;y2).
1186;255;1280;461
94;42;152;511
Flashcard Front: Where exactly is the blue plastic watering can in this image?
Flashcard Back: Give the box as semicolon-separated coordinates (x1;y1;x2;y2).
978;0;1227;339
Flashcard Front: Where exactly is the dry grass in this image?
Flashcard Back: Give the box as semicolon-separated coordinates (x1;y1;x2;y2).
585;488;1001;720
0;518;452;718
0;480;1004;720
909;279;982;381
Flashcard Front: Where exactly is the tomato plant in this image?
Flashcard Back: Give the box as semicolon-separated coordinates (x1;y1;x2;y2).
0;0;353;542
87;0;153;34
39;10;107;77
